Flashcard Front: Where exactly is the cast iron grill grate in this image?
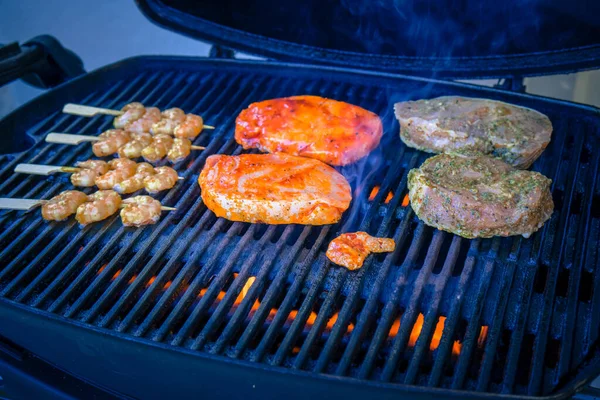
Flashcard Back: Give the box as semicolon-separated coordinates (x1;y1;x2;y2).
0;58;599;397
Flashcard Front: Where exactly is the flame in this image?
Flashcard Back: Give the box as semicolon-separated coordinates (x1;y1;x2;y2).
234;276;255;306
146;276;156;287
111;269;122;281
163;280;172;290
478;325;489;348
325;312;355;333
292;346;301;354
452;341;462;357
97;264;107;275
389;317;401;337
368;185;394;204
408;313;425;347
369;186;380;201
402;194;410;207
430;316;445;351
128;274;137;285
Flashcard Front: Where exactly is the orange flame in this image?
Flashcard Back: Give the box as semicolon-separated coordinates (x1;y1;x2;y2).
234;277;255;306
452;341;462;357
369;186;380;201
163;280;172;290
97;264;107;275
128;274;137;285
325;312;355;333
478;325;489;348
402;194;410;207
368;185;394;204
146;276;156;288
111;269;122;281
408;313;425;347
389;317;401;337
430;316;445;351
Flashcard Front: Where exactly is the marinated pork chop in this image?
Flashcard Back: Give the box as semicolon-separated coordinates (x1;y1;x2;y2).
326;232;395;270
235;95;383;166
198;153;352;225
394;96;552;169
407;154;553;238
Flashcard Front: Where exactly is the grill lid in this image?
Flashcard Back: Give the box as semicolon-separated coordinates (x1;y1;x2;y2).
135;0;600;79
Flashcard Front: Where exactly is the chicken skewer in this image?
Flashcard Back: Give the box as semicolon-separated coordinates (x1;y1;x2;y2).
62;103;215;130
0;192;176;227
45;132;205;163
15;160;183;193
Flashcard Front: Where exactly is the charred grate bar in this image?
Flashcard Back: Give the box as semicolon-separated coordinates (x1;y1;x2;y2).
0;57;599;398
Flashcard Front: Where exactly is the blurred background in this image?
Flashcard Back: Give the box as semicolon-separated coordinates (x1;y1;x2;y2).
1;0;599;118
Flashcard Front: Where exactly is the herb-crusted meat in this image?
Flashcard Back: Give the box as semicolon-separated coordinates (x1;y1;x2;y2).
407;154;553;238
394;96;552;169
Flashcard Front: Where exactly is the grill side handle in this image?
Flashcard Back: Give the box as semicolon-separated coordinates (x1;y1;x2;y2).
0;35;85;89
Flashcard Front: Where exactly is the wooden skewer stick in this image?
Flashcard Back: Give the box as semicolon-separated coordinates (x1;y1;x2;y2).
45;133;205;150
46;133;100;145
16;163;185;180
63;103;215;130
15;164;80;176
63;104;123;117
0;197;175;212
0;198;47;211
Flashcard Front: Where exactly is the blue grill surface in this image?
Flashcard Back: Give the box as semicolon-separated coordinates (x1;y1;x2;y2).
0;57;599;399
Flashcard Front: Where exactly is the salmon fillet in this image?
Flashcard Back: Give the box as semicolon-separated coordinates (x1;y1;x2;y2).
198;153;352;225
408;154;554;238
235;95;383;166
326;232;395;270
394;96;552;169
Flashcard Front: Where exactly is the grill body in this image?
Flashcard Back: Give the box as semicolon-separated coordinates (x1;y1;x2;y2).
0;57;599;399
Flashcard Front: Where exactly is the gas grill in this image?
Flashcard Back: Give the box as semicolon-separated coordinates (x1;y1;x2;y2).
1;1;600;399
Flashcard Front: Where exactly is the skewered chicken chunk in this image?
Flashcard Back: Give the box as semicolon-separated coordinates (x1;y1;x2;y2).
174;114;204;139
144;166;178;194
120;195;162;226
151;107;186;135
114;102;145;128
326;232;395;270
92;129;131;157
41;190;88;221
95;158;137;190
198;153;352;225
141;134;174;163
125;107;161;133
167;138;192;163
113;162;155;194
75;190;121;225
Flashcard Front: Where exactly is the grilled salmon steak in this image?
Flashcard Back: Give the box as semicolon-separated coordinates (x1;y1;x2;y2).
198;153;352;225
394;96;552;169
326;232;395;270
407;154;553;238
235;95;383;166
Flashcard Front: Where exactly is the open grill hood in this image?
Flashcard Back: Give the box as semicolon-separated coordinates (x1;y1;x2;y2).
136;0;600;79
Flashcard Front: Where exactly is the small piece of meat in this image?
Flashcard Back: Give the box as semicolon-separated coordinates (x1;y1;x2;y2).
394;96;553;169
326;232;395;270
152;107;186;135
95;158;138;190
92;129;131;157
198;153;352;225
235;95;383;166
407;153;554;238
114;163;155;194
120;195;162;226
41;190;88;221
75;160;109;175
141;134;174;163
75;190;121;225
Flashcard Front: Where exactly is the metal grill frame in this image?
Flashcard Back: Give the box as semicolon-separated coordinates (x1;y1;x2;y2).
0;56;600;400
